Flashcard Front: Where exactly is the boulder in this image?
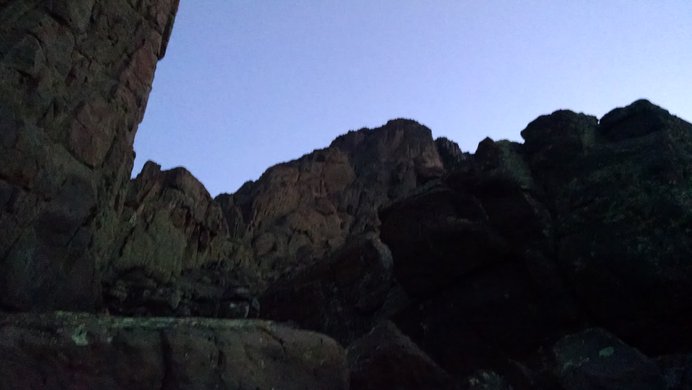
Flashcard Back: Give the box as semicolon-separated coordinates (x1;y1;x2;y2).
260;235;396;344
378;101;692;384
0;311;349;390
552;328;666;390
347;321;453;389
656;354;692;390
523;102;692;354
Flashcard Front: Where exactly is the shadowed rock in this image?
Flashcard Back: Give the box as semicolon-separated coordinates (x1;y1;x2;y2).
0;311;349;389
0;0;180;311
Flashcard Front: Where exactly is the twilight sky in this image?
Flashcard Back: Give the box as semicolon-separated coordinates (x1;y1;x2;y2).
134;1;692;196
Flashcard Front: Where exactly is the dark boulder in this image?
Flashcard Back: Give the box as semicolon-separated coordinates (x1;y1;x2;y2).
552;328;666;390
347;321;453;389
260;235;396;344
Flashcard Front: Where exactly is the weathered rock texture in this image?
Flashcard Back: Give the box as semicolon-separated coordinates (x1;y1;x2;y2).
552;328;666;390
0;0;179;311
103;162;256;318
3;6;692;387
220;119;445;287
377;99;692;387
347;321;453;390
0;311;348;389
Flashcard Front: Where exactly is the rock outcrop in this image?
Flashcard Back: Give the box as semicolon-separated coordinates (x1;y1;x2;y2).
552;328;666;390
347;321;453;389
0;311;348;389
103;161;256;318
2;3;692;388
377;99;692;387
219;119;445;287
0;0;179;311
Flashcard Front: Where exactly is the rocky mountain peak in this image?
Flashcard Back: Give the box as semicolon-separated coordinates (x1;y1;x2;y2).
599;99;682;141
218;120;445;287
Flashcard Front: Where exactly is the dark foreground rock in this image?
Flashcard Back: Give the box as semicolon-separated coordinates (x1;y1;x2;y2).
0;312;348;389
260;235;397;344
103;161;257;318
377;100;692;386
347;321;453;390
218;119;445;289
552;328;666;390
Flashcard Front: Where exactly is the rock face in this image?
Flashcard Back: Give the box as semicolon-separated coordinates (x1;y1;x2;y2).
260;235;396;344
377;99;692;386
347;321;453;390
0;311;348;390
525;101;692;355
552;328;666;390
103;161;256;318
0;0;180;311
220;119;444;287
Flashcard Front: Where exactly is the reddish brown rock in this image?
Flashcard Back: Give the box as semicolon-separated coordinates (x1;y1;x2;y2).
347;321;452;389
220;119;444;288
103;162;258;318
0;0;180;311
0;311;349;390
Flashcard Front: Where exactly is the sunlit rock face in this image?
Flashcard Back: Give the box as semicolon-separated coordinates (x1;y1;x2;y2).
0;0;179;311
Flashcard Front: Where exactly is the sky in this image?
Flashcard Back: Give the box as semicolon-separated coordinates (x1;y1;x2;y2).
134;1;692;196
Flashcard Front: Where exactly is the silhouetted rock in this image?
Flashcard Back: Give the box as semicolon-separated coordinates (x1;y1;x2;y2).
525;102;692;355
260;235;396;344
2;6;691;386
552;328;666;390
435;136;469;171
656;354;692;390
0;0;179;311
0;311;348;389
379;100;692;385
347;321;453;389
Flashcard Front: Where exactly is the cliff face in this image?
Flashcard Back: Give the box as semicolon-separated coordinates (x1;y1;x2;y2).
218;119;445;287
0;0;179;311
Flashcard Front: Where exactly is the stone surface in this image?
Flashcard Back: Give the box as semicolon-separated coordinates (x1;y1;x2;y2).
219;119;444;288
2;14;691;387
524;100;692;354
260;235;397;344
379;100;692;384
0;0;180;311
347;321;452;390
552;328;666;390
0;311;348;390
103;161;257;318
656;354;692;390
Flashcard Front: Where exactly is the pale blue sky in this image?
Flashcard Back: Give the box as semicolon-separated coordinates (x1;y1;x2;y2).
134;1;692;196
